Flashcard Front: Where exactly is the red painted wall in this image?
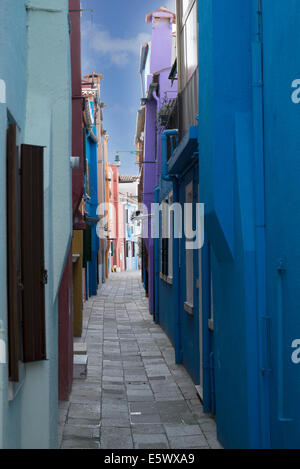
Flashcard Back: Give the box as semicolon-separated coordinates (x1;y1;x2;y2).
58;248;73;400
70;0;84;217
58;0;84;401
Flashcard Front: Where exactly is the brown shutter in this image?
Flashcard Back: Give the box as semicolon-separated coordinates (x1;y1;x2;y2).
6;124;19;381
21;144;46;363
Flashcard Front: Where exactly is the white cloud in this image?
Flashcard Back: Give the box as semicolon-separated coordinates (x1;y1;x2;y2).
164;0;176;13
83;21;151;68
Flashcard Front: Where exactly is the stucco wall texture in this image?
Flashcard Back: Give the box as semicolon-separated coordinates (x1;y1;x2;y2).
0;0;72;449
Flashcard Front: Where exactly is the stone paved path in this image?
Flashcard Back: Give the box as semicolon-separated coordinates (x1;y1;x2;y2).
59;271;222;449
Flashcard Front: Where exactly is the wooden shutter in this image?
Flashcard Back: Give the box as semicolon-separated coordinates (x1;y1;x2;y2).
21;144;46;363
6;124;19;381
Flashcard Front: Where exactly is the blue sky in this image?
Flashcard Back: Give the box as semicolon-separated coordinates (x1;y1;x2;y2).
81;0;175;175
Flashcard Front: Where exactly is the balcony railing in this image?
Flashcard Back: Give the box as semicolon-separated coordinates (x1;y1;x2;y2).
178;67;199;142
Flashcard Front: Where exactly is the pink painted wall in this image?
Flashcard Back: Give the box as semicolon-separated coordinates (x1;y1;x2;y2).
109;165;125;272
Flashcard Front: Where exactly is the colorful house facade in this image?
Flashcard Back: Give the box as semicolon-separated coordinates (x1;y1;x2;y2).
58;0;85;401
138;6;177;316
82;80;100;299
0;0;72;448
194;0;300;450
123;197;140;272
150;0;300;450
108;164;125;273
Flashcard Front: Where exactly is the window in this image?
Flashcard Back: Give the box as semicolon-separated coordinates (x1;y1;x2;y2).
111;241;114;257
179;0;198;89
132;242;135;258
6;129;47;378
182;0;190;19
160;192;173;281
126;241;130;258
185;181;194;310
161;198;169;277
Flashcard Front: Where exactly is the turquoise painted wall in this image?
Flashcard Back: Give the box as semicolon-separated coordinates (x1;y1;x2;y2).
0;0;72;449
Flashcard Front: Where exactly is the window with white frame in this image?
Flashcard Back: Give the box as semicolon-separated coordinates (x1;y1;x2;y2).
179;0;198;89
185;181;194;308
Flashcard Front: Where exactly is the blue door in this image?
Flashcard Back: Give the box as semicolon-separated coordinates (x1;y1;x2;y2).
262;0;300;448
201;241;216;415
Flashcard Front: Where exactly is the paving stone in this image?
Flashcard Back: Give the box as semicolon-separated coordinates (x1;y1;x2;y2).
133;433;169;449
63;425;100;440
70;384;101;402
101;413;131;428
62;439;100;449
129;402;158;414
102;402;129;414
132;424;165;435
164;425;203;437
130;413;161;424
169;434;209;449
68;403;100;421
100;428;133;449
102;376;124;384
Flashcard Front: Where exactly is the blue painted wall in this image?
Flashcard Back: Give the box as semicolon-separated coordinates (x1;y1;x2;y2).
262;0;300;449
157;178;176;345
158;146;200;384
178;167;200;385
198;0;261;449
85;101;99;298
0;0;72;449
197;0;300;449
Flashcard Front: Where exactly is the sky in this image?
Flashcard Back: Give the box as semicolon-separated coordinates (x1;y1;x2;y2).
81;0;176;175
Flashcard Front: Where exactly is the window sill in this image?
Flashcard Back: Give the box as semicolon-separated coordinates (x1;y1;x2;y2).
160;273;173;285
184;302;194;316
167;276;173;285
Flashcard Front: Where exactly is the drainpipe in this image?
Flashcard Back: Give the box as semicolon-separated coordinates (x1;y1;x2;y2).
252;1;270;449
153;91;160;184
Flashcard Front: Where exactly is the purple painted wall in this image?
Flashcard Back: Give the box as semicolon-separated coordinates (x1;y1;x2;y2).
142;8;177;316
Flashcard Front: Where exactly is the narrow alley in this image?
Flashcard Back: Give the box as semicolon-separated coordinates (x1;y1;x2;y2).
59;272;221;450
2;0;300;451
